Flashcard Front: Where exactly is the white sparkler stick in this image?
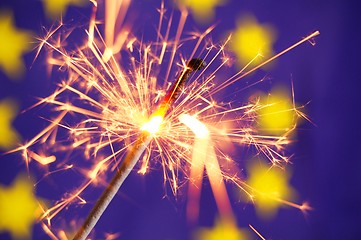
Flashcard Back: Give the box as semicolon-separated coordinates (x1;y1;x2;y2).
73;132;152;240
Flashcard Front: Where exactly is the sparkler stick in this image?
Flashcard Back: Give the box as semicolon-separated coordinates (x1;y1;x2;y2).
155;58;206;116
73;58;206;240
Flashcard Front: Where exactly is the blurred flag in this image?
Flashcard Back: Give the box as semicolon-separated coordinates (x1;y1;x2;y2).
257;87;298;136
230;14;276;67
42;0;88;20
195;217;249;240
0;174;41;239
245;160;296;219
0;98;20;150
178;0;225;23
0;10;32;80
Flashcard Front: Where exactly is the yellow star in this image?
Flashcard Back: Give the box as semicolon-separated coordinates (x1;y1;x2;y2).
0;98;21;150
257;88;297;136
246;160;295;219
0;174;40;239
42;0;88;20
0;11;32;79
230;15;276;67
195;218;249;240
178;0;225;23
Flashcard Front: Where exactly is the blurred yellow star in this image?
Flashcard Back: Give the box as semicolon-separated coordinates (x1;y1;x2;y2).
246;160;295;219
257;88;297;136
0;11;32;79
0;174;40;239
42;0;87;19
195;218;249;240
178;0;225;23
0;98;20;150
230;15;276;67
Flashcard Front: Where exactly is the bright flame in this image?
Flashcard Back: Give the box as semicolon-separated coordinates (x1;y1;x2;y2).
141;115;163;134
180;114;233;222
179;114;209;139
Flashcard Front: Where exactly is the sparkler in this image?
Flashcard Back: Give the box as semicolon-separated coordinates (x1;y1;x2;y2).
73;58;205;240
10;0;319;238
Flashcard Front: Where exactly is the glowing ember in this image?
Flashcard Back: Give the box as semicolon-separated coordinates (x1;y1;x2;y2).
141;115;163;134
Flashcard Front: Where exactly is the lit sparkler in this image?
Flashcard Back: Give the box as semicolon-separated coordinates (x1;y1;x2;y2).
73;58;206;240
10;0;319;238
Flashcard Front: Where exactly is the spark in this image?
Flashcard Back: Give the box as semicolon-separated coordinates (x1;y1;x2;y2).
249;224;266;240
141;115;163;134
13;0;319;238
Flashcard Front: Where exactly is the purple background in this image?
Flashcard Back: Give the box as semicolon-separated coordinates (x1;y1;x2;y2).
1;0;360;239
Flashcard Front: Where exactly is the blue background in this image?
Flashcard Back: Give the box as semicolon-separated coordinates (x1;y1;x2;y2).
0;0;360;239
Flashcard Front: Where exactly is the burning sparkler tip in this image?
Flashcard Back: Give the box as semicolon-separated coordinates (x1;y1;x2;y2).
187;58;206;71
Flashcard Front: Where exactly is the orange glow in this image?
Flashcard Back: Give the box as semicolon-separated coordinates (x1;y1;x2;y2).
141;115;163;134
179;114;209;138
